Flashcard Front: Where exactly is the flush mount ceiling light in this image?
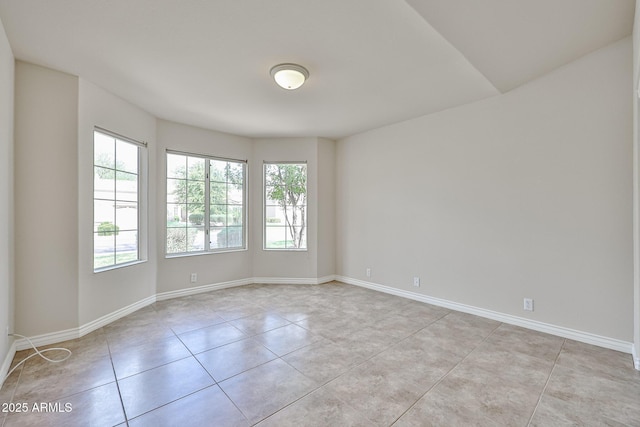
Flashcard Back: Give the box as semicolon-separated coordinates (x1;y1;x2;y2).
270;63;309;90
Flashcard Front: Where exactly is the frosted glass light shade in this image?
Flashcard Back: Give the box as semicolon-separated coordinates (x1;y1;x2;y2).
270;64;309;90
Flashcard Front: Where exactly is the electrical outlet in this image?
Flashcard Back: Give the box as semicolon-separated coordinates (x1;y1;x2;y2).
523;298;534;311
366;268;371;278
5;326;8;336
190;273;197;283
413;277;420;287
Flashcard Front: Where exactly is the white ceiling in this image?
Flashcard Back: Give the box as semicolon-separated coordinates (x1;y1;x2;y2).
406;0;636;93
0;0;634;139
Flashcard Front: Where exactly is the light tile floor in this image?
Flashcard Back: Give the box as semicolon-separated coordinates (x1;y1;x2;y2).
1;282;639;426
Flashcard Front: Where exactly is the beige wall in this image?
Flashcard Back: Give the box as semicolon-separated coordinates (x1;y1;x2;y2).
337;37;633;341
14;62;79;336
8;72;337;339
154;127;337;291
251;138;319;280
155;120;253;293
77;79;157;325
633;0;640;363
0;16;14;365
5;33;633;354
317;138;336;279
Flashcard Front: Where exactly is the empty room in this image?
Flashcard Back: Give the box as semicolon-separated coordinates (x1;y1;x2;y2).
1;0;640;426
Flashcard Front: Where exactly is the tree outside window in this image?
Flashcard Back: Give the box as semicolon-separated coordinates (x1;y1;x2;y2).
264;163;307;250
166;152;245;254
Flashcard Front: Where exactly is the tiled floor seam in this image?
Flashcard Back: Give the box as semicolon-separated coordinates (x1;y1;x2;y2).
249;326;430;426
389;320;504;425
244;370;367;427
203;348;320;423
525;338;566;427
6;283;637;425
107;341;130;425
258;312;456;425
214;384;251;426
124;384;225;425
180;333;267;426
162;324;253;424
259;314;485;427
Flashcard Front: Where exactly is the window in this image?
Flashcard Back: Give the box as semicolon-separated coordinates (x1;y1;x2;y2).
166;152;246;255
264;162;307;250
93;129;144;270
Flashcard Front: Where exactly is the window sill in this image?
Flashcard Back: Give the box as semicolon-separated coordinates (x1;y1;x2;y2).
94;259;146;274
165;247;248;259
262;248;308;252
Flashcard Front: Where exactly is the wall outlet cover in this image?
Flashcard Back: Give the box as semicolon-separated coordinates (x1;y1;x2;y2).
523;298;534;311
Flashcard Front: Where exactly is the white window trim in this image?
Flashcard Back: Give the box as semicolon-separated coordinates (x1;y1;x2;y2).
165;150;248;257
263;161;308;251
93;127;148;273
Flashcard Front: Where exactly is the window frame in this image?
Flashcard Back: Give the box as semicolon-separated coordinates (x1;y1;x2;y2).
165;150;248;257
93;127;147;272
263;161;308;251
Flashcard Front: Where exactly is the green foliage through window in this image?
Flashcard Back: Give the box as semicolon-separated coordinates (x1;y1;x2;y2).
97;221;120;236
264;163;307;249
166;152;246;254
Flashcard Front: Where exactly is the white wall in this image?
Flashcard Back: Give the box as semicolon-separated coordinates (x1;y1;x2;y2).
14;62;79;336
9;73;337;339
156;120;253;293
337;37;633;342
155;128;336;290
0;16;14;367
317;138;336;279
77;79;157;325
251;138;319;280
632;0;640;365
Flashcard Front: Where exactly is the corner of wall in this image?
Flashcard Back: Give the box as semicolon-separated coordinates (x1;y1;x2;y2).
633;0;640;373
0;12;15;383
14;61;80;337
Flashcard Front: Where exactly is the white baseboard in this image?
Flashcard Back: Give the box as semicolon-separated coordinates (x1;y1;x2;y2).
252;276;335;285
633;343;640;370
336;275;635;356
1;340;17;387
13;327;80;351
11;276;335;352
77;295;157;338
156;276;336;301
10;275;633;368
13;295;157;351
156;278;252;301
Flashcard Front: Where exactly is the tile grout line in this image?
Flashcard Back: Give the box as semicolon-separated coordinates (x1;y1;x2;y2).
255;309;454;426
14;283;624;425
160;300;249;422
115;305;251;424
216;338;325;425
239;313;420;425
525;338;566;427
389;319;504;426
106;335;131;426
164;313;252;425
